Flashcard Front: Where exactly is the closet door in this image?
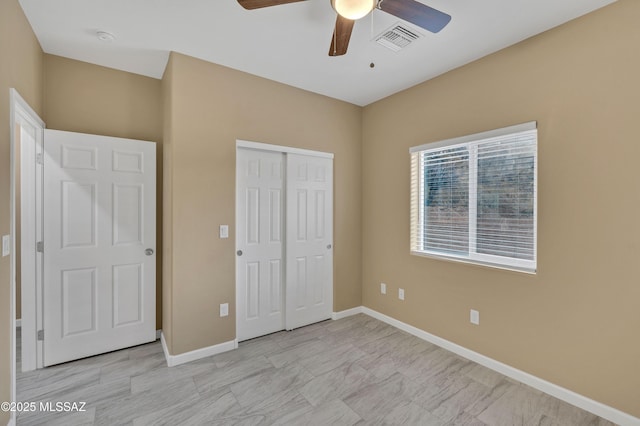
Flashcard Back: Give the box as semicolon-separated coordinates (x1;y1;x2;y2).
285;154;333;330
236;149;285;341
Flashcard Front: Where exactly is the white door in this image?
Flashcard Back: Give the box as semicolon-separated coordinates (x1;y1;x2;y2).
236;148;285;341
43;129;156;366
285;154;333;330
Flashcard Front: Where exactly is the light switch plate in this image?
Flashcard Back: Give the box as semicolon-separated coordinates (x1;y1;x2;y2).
470;309;480;325
380;283;386;295
220;303;229;317
2;235;10;257
219;225;229;239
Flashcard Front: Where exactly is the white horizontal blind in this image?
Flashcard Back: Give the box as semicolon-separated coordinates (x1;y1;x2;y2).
410;123;537;272
422;146;469;254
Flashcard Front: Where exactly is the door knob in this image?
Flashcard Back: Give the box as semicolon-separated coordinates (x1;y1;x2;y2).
327;244;332;249
237;250;243;256
145;248;154;256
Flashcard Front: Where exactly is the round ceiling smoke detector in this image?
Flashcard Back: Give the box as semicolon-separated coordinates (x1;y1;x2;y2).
96;31;116;42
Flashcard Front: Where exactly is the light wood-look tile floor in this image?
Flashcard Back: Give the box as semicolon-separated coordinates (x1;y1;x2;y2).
16;314;617;425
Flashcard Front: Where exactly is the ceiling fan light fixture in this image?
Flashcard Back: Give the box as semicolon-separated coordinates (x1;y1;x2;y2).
331;0;376;20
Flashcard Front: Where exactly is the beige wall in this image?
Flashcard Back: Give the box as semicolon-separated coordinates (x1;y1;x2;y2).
163;52;362;355
0;0;43;422
362;0;640;418
2;0;637;421
42;54;164;328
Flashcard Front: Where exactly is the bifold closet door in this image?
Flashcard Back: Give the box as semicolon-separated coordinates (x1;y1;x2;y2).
236;149;285;341
285;154;333;330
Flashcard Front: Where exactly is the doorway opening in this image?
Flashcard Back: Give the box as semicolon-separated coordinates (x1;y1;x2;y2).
9;90;158;421
9;88;45;424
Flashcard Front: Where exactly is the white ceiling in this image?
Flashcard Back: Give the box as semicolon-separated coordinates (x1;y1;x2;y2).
19;0;616;106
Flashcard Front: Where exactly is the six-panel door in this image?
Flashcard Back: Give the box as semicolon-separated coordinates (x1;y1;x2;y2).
43;129;156;366
236;149;285;341
285;154;334;330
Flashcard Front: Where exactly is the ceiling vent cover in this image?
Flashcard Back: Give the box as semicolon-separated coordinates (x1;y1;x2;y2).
375;24;421;52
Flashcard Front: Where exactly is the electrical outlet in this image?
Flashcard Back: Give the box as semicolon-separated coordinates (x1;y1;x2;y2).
380;283;387;295
220;303;229;317
2;235;10;257
470;309;480;325
398;288;405;300
219;225;229;239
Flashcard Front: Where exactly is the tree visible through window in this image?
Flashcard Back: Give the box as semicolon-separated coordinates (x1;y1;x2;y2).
410;123;537;272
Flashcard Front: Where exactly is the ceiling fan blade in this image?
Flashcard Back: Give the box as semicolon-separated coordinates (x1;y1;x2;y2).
237;0;306;10
378;0;451;33
329;15;355;57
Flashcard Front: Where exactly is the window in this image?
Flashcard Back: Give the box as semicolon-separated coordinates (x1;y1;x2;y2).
410;122;537;273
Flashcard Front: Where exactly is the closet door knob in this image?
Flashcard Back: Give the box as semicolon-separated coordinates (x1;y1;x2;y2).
237;250;243;256
327;244;332;249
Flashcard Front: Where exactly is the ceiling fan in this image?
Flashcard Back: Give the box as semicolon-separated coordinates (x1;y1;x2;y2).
237;0;451;56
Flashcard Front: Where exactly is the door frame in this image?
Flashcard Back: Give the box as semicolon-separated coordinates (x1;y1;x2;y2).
235;140;333;341
12;89;45;372
9;88;45;420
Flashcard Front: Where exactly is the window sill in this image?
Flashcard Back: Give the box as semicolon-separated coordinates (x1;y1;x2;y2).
410;250;537;275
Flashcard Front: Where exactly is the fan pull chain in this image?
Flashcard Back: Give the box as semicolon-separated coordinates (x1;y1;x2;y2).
370;5;374;40
333;25;337;55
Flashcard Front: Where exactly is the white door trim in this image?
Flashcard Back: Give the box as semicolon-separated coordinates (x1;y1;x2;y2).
236;140;334;159
13;90;45;373
9;88;45;422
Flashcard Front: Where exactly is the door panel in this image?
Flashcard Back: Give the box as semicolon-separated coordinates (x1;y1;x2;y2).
43;129;156;366
295;257;307;309
113;263;143;326
61;267;96;336
236;149;285;341
269;260;282;313
286;154;333;330
246;261;260;319
61;181;96;247
113;184;143;245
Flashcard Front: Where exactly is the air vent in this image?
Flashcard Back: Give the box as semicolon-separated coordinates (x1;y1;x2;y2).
375;24;421;52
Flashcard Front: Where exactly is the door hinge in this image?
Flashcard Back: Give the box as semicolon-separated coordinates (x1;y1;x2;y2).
36;153;43;165
37;330;44;341
36;241;43;252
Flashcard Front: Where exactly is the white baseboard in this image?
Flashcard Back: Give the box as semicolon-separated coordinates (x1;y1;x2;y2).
7;413;16;426
332;306;363;320
15;319;21;328
160;332;238;367
361;306;639;426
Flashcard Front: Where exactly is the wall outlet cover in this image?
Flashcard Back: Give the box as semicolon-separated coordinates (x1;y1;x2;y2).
220;303;229;317
398;288;405;300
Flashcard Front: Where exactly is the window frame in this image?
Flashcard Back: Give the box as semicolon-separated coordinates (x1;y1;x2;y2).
410;122;538;274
